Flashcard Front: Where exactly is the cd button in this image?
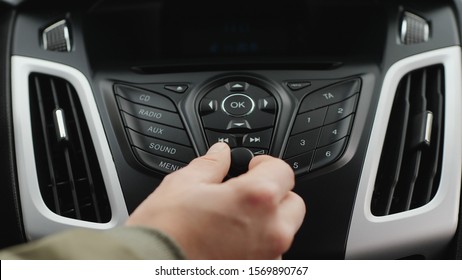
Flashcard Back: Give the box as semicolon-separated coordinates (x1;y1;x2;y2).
115;84;177;112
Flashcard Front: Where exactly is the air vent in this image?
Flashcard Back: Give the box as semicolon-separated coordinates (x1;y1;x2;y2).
371;65;444;216
29;73;111;223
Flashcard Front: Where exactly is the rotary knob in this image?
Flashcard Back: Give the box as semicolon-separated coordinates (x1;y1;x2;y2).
228;147;255;177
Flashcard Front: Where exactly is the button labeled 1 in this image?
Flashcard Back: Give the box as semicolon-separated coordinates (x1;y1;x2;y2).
292;107;327;135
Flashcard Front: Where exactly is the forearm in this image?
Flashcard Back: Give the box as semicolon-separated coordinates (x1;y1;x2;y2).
0;226;185;260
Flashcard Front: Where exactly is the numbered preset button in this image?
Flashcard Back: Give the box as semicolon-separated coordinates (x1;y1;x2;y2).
324;94;357;124
291;107;327;135
311;138;347;171
284;128;321;159
318;115;352;147
285;151;314;174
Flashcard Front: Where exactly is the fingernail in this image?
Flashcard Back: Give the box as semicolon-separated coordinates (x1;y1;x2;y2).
207;142;228;154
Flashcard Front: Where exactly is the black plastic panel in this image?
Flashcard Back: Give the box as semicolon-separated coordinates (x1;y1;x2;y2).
0;3;26;249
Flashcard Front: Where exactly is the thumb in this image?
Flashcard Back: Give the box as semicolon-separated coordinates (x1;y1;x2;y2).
173;142;231;184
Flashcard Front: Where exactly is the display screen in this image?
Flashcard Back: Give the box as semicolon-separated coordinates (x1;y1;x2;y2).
160;1;385;60
161;1;308;58
85;0;386;65
178;19;289;57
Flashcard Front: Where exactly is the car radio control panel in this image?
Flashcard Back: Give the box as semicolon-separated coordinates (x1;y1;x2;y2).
113;74;361;177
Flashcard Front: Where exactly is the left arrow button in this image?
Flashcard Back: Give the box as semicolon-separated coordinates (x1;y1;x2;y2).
200;98;218;115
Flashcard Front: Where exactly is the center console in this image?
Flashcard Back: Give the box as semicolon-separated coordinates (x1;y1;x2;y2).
114;74;361;177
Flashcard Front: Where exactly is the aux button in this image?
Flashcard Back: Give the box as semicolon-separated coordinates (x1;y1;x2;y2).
222;93;255;117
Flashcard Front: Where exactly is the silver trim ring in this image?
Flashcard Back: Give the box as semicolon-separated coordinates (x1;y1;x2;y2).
221;93;256;117
12;56;128;240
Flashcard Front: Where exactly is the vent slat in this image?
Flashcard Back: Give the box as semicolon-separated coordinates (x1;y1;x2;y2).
29;73;111;223
372;65;444;216
66;83;102;222
63;147;82;219
34;77;61;215
373;75;411;215
422;68;444;203
50;77;82;219
393;70;428;213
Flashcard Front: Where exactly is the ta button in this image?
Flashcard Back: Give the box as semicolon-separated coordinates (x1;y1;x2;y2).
222;94;255;117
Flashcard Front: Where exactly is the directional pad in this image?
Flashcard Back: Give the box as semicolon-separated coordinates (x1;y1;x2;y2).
199;79;277;154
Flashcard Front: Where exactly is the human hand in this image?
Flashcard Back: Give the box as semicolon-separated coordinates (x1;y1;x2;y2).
126;142;306;259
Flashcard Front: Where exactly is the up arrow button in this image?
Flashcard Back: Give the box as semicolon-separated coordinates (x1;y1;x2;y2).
227;81;249;91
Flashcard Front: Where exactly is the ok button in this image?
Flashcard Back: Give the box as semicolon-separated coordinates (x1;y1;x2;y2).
222;94;255;117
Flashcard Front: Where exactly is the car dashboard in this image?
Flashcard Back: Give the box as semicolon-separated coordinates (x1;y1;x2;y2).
1;0;462;259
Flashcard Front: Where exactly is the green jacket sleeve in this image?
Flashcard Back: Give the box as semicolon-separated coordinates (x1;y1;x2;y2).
0;226;185;260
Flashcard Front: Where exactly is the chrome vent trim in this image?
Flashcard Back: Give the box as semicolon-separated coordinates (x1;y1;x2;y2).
12;56;128;240
371;65;444;216
346;47;461;259
29;74;111;223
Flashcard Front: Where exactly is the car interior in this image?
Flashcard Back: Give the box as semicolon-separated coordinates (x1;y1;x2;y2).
1;0;462;259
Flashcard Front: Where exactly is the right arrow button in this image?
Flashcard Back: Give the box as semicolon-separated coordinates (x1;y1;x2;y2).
258;97;276;113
